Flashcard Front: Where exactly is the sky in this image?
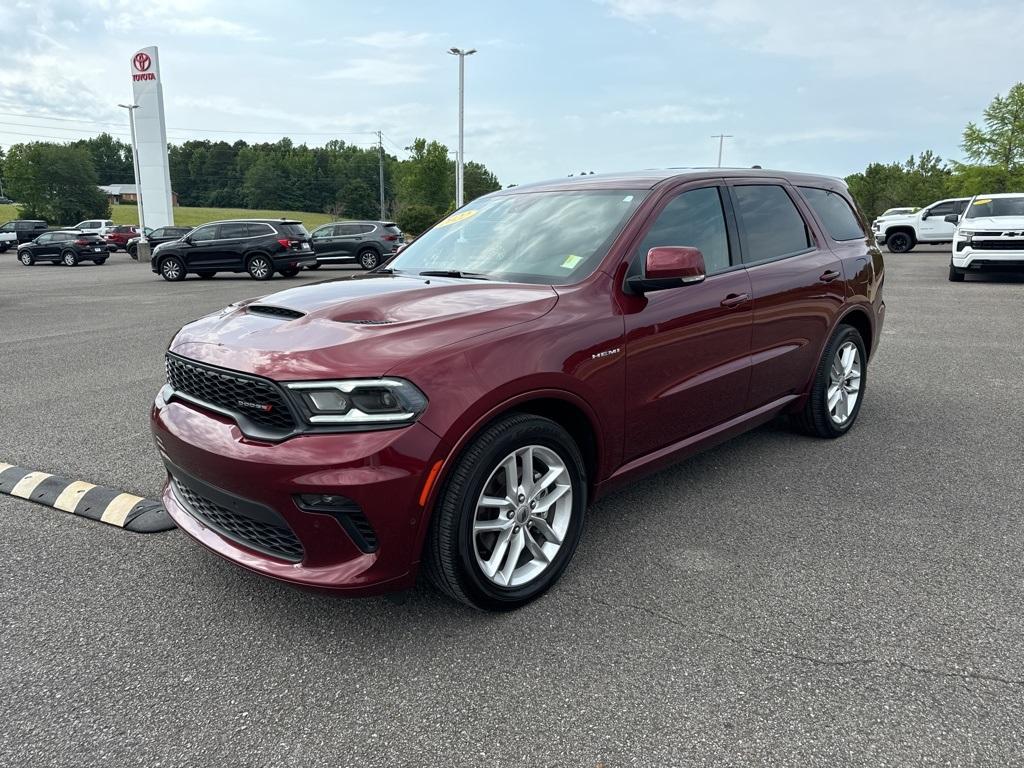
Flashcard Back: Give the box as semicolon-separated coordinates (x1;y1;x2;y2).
2;0;1024;187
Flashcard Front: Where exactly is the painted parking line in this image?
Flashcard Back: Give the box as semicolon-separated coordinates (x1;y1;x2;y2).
0;462;174;533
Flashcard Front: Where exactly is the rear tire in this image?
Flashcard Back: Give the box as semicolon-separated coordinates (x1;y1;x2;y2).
19;251;34;266
792;324;867;439
247;254;274;280
94;258;107;265
279;267;300;278
948;263;965;282
159;256;186;282
128;246;138;260
886;230;915;253
305;263;322;270
424;413;587;611
358;249;380;270
61;250;78;266
197;271;216;279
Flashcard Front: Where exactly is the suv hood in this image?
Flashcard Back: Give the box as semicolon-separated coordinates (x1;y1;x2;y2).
171;273;559;379
961;215;1024;230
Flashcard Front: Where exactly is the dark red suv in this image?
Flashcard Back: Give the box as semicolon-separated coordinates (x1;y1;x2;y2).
152;169;884;610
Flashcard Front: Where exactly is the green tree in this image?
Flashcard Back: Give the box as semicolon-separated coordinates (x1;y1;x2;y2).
396;138;453;215
845;152;950;220
71;133;134;184
5;142;109;224
395;203;440;236
463;161;501;203
962;83;1024;171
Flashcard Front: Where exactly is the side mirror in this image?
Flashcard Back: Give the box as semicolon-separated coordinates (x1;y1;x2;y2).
943;214;960;224
920;211;930;220
627;246;706;294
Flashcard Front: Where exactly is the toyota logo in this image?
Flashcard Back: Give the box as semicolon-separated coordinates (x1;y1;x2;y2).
133;52;152;72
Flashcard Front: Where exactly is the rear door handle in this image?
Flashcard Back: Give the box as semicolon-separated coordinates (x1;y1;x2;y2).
720;292;749;308
819;270;842;283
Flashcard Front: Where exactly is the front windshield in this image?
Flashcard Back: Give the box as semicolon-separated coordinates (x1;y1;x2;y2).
965;196;1024;219
388;189;648;285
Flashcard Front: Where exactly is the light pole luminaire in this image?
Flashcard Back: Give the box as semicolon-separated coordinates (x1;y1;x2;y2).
448;47;476;208
118;103;147;240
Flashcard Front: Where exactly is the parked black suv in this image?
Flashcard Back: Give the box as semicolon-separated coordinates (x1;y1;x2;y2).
1;220;48;252
128;226;191;259
150;219;315;281
18;231;110;266
307;220;404;270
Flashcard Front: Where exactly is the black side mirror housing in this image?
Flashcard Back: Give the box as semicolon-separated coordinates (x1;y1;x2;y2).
943;214;960;224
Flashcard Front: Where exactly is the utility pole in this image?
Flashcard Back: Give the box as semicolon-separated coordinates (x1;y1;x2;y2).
377;130;385;220
448;47;476;207
118;102;147;258
711;134;733;168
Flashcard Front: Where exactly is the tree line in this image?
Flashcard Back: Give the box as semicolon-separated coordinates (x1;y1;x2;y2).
0;133;501;234
846;83;1024;219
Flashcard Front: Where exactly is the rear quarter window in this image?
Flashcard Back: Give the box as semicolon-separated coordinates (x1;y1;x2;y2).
279;223;309;238
798;187;865;241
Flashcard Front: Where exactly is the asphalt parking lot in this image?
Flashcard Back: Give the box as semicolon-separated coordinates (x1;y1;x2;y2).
1;247;1023;766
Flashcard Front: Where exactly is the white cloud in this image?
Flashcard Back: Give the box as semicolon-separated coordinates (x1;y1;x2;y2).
608;104;725;125
345;30;435;49
318;58;430;86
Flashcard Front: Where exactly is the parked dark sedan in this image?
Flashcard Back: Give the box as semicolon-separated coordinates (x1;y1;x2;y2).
18;231;110;266
127;226;191;258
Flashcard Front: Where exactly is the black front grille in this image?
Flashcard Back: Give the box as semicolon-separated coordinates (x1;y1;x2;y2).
174;478;304;562
972;239;1024;250
248;305;305;320
166;354;296;432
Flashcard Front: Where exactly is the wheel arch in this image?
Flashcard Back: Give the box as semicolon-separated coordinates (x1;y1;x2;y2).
883;224;916;240
412;389;603;563
836;305;874;359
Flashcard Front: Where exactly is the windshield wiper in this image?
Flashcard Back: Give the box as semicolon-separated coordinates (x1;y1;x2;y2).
416;270;491;280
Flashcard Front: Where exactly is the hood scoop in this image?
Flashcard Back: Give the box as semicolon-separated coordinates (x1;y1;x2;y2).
248;305;305;320
339;318;395;325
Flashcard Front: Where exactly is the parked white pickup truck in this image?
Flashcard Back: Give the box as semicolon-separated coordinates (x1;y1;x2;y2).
872;197;971;253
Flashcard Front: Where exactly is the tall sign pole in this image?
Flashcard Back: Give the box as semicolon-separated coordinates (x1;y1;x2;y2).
129;46;174;228
377;130;385;220
448;47;476;208
118;103;146;241
711;134;733;167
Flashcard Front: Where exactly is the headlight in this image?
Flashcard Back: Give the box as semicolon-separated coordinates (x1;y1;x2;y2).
285;378;427;426
958;229;975;242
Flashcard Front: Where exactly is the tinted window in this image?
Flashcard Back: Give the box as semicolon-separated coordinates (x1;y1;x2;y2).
336;224;358;236
168;228;190;236
279;223;309;237
952;200;970;214
245;223;274;237
799;187;864;241
313;225;336;238
36;233;53;243
355;224;375;235
633;187;731;275
190;225;217;242
733;185;811;262
0;222;13;232
218;222;250;239
150;228;166;239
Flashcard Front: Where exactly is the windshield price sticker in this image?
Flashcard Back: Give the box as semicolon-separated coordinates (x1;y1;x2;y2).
435;210;479;228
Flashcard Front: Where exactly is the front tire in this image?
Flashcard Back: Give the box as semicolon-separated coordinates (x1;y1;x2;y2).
793;324;867;438
94;258;107;265
424;414;587;611
358;249;380;270
197;271;216;279
19;251;34;265
159;256;186;282
305;263;322;270
247;254;274;280
948;263;965;282
61;250;78;266
886;231;915;254
279;267;300;278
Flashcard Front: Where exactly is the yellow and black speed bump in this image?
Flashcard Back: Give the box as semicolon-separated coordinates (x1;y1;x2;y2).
0;462;174;533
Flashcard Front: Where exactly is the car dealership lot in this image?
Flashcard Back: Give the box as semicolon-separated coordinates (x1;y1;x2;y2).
1;250;1023;765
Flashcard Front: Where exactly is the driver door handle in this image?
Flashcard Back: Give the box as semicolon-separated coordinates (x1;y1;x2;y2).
819;270;841;283
720;292;749;308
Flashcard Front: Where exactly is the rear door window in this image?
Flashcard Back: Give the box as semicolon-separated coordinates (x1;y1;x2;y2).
245;223;274;238
218;222;249;239
732;185;812;263
798;187;865;241
337;224;360;236
355;224;375;235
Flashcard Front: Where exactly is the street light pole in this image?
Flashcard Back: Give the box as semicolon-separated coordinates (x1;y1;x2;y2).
118;103;147;253
711;134;733;168
448;47;476;208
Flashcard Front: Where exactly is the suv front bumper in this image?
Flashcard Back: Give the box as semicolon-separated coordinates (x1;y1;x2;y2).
152;391;442;595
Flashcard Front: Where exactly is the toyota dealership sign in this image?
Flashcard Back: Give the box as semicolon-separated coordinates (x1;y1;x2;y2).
129;46;174;228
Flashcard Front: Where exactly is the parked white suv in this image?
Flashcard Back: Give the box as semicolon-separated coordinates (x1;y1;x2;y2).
949;193;1024;282
872;198;970;253
73;219;115;238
